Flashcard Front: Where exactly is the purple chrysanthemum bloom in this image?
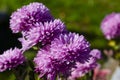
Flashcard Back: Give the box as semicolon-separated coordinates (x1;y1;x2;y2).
34;47;58;80
34;47;76;80
68;49;101;80
10;2;54;33
19;19;66;51
101;13;120;40
0;48;25;72
34;32;91;80
51;32;91;63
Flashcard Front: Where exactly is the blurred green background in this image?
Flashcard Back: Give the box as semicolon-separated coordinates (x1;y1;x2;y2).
0;0;119;80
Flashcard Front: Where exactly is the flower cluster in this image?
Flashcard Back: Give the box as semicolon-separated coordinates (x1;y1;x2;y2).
34;33;91;79
0;2;101;80
0;48;25;72
101;13;120;40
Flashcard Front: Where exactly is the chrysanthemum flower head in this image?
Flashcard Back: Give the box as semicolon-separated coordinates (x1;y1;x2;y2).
19;19;66;50
101;13;120;40
10;2;54;33
34;47;75;80
0;48;25;72
51;32;91;63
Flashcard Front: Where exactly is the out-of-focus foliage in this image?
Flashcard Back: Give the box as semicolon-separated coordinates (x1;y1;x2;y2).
0;0;120;80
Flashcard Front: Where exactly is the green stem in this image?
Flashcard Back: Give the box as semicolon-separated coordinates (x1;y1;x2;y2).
13;69;27;80
37;77;40;80
12;62;28;80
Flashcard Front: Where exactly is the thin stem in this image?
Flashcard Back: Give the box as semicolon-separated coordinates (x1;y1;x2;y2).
12;63;27;80
37;77;40;80
13;69;26;80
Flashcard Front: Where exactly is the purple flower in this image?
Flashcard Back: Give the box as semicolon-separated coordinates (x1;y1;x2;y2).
90;49;101;59
51;32;91;63
0;48;25;72
19;19;66;50
34;32;91;80
10;2;53;33
34;46;75;80
101;13;120;40
34;47;57;80
68;49;101;80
